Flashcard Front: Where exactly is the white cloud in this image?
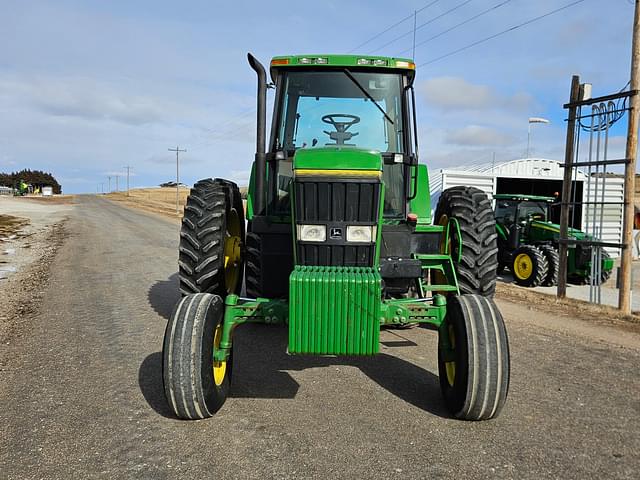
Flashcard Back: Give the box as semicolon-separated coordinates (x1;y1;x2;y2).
419;76;534;113
445;125;516;147
229;169;251;186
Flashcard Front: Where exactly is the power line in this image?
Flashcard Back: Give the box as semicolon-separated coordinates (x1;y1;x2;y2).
348;0;442;53
367;0;475;55
396;0;514;56
418;0;586;67
188;106;258;149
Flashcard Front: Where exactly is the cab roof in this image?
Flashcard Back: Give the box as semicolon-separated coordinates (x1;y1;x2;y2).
269;54;415;82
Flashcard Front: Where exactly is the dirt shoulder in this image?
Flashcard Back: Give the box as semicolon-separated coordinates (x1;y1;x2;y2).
0;221;67;346
0;197;73;348
496;283;640;350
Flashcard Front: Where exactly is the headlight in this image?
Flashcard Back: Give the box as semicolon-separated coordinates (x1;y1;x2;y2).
297;224;326;242
346;225;375;243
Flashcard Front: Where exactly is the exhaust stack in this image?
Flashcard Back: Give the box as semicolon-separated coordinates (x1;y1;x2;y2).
247;53;267;215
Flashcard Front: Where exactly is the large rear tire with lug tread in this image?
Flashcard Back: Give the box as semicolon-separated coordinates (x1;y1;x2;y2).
162;293;232;419
588;249;612;285
538;244;559;287
245;229;262;298
438;294;510;420
510;245;548;287
179;178;245;297
434;186;498;297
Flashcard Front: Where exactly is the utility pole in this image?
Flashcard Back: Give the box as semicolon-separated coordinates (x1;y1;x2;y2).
115;175;119;192
108;176;111;193
619;0;640;314
557;76;581;299
124;166;131;196
168;146;186;214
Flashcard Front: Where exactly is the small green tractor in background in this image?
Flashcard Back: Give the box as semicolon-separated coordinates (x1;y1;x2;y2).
15;180;29;196
163;54;510;421
494;193;614;287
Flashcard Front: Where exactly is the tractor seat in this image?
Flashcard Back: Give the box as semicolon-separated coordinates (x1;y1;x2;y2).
324;130;359;146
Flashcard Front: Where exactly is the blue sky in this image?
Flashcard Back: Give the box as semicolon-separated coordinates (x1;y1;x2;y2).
0;0;635;193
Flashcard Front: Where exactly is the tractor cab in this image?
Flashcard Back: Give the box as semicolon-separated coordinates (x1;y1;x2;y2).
265;55;418;220
494;194;555;243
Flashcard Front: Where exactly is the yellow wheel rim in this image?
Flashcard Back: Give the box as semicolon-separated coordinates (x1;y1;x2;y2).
445;324;456;387
223;208;242;294
514;253;533;280
213;324;227;386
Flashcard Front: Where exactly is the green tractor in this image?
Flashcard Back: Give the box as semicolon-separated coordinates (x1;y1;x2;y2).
163;54;509;421
15;180;29;196
494;193;614;287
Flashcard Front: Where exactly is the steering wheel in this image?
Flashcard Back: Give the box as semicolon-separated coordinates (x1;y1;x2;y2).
321;114;361;146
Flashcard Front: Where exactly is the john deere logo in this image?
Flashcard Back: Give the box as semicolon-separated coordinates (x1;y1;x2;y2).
330;227;342;239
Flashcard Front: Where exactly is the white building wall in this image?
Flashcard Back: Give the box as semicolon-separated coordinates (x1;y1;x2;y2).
583;176;624;257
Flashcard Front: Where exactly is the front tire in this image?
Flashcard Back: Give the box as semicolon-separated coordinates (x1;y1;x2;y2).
162;293;232;419
438;294;510;420
434;186;498;297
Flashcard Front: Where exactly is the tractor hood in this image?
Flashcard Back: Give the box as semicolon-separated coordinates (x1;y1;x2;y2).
293;147;383;172
530;220;586;240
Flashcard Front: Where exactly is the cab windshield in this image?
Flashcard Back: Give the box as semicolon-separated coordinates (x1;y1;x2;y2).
275;70;405;153
495;200;549;226
271;69;409;218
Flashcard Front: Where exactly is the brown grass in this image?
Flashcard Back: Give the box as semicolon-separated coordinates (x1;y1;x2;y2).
105;188;191;219
496;282;640;329
20;195;76;205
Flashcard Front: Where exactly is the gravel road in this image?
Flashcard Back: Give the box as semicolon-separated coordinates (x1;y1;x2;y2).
1;195;639;479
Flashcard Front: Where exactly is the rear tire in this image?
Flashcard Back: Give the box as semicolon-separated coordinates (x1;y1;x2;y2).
179;178;245;296
538;244;559;287
245;229;263;298
510;245;548;287
434;186;498;297
438;294;510;420
162;293;232;419
588;249;612;285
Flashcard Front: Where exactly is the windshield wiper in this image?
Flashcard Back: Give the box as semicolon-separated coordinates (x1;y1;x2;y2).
343;68;394;125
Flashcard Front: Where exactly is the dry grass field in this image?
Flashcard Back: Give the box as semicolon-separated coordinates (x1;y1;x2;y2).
105;187;191;218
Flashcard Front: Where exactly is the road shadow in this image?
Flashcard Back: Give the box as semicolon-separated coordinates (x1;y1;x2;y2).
138;351;176;419
138;316;447;418
148;273;179;320
223;324;448;416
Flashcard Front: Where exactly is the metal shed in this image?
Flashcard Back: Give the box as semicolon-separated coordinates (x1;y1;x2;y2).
429;158;624;257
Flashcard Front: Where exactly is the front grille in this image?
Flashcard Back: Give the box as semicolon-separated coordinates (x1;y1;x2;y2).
294;178;380;267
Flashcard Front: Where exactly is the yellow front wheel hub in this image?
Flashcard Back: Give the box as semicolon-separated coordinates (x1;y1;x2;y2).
513;253;533;280
213;324;227;386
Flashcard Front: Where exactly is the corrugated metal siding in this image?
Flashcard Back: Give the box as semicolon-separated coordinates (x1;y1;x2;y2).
430;170;495;208
583;176;624;257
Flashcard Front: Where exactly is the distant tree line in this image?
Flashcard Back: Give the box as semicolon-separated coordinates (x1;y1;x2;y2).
0;169;62;193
